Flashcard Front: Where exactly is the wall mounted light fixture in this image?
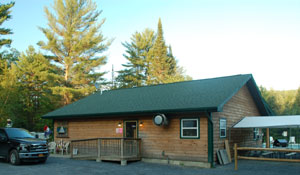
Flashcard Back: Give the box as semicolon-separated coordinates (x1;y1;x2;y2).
118;122;122;127
139;121;144;127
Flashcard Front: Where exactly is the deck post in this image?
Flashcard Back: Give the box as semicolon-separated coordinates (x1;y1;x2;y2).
121;160;127;166
121;138;124;159
70;141;73;158
266;128;270;148
96;138;102;162
234;143;238;170
138;139;141;158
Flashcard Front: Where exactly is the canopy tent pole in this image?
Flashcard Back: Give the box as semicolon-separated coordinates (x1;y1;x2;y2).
266;128;270;148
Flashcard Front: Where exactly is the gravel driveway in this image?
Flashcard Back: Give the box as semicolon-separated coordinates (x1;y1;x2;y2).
1;156;300;175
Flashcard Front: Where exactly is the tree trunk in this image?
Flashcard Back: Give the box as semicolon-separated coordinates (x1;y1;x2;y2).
64;64;70;105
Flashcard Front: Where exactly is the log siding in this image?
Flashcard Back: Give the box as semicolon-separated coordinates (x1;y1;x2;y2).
54;113;209;162
54;84;264;164
212;85;262;160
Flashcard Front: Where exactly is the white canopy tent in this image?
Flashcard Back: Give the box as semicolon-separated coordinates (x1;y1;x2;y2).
233;115;300;129
232;115;300;148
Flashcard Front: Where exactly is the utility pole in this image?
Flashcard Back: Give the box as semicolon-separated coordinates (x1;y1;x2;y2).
111;64;115;88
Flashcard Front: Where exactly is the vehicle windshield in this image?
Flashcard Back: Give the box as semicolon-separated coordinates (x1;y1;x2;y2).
5;128;34;139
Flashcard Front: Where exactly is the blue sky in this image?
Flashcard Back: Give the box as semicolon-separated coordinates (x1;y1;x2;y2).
2;0;300;90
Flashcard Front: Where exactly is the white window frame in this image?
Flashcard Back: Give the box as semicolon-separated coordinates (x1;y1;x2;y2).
180;118;199;139
220;118;227;138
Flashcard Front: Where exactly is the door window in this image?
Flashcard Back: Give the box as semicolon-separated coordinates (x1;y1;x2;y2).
0;130;7;140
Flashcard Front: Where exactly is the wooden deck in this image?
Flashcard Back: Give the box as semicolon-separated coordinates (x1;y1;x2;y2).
70;138;141;165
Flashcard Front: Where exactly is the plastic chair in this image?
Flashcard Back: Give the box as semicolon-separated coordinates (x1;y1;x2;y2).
270;136;274;144
289;136;296;144
61;142;70;155
48;142;56;154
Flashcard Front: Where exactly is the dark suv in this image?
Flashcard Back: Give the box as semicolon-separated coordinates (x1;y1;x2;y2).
0;128;49;165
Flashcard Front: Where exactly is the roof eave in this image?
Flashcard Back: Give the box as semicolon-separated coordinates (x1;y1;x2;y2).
42;106;219;119
217;74;252;111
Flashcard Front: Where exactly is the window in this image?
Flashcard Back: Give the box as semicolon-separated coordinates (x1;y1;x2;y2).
0;130;7;140
5;128;34;139
220;118;227;138
253;128;259;140
180;118;199;139
56;121;68;138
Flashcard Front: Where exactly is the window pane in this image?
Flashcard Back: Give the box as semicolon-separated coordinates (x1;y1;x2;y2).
220;119;226;128
253;128;259;139
220;129;226;137
183;120;197;127
183;129;197;137
5;128;34;139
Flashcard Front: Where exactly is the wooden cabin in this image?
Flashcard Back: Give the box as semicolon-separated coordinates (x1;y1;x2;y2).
42;74;273;167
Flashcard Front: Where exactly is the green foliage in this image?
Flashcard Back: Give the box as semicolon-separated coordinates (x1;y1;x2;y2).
292;88;300;114
117;28;155;88
15;46;60;130
0;48;19;76
0;46;59;131
0;61;20;127
260;86;300;142
117;18;191;88
260;86;297;115
38;0;111;105
0;2;14;49
147;18;175;84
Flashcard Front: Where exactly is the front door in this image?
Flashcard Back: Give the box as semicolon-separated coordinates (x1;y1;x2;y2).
124;121;138;138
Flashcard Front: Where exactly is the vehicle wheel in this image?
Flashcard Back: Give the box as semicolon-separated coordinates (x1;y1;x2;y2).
9;150;20;165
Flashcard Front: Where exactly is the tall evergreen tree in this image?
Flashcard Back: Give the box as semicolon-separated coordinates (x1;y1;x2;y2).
0;60;20;127
0;48;19;76
147;18;190;84
117;29;155;88
0;2;14;49
0;48;19;127
163;45;192;83
38;0;111;105
15;46;59;129
116;18;191;88
0;2;15;76
147;18;170;84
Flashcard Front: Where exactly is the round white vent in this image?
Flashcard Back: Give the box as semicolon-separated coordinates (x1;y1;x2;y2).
153;114;168;126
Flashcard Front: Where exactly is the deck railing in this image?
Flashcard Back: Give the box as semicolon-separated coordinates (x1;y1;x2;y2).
70;138;141;165
234;143;300;170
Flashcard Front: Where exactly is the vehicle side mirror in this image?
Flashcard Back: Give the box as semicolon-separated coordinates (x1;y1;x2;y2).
0;135;8;142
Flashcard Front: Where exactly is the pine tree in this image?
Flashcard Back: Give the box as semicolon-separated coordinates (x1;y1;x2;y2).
0;2;14;49
38;0;111;105
0;48;19;127
0;59;20;127
15;46;59;129
117;29;155;88
117;18;191;88
147;18;190;84
0;2;15;76
0;48;19;77
163;45;192;83
147;18;169;84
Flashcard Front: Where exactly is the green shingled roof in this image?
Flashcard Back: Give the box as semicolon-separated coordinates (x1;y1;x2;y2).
42;74;272;119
